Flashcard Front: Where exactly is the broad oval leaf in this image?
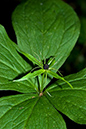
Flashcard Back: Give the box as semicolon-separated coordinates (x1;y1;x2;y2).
12;0;80;69
0;94;66;129
46;68;86;124
46;90;86;124
0;25;37;93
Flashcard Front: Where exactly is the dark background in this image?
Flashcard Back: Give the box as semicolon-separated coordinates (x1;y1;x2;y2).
61;0;86;76
0;0;86;129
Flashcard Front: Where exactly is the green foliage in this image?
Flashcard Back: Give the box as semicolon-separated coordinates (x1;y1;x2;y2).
12;0;80;70
46;68;86;124
0;0;86;128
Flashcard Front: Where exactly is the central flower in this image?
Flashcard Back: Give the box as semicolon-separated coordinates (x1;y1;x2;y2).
43;64;49;70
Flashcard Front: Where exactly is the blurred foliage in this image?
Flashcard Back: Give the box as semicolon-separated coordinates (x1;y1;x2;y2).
61;0;86;76
79;17;86;43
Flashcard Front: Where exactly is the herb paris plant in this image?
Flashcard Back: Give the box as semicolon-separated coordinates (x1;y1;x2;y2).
14;51;73;90
0;0;86;129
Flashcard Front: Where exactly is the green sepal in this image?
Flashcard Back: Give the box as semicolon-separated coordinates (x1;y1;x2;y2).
48;57;55;68
20;51;43;68
14;69;45;82
48;70;73;89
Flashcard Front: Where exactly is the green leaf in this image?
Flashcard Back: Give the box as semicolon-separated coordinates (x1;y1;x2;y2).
12;0;80;70
0;25;36;93
0;0;84;128
14;69;45;82
0;94;66;129
46;68;86;124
